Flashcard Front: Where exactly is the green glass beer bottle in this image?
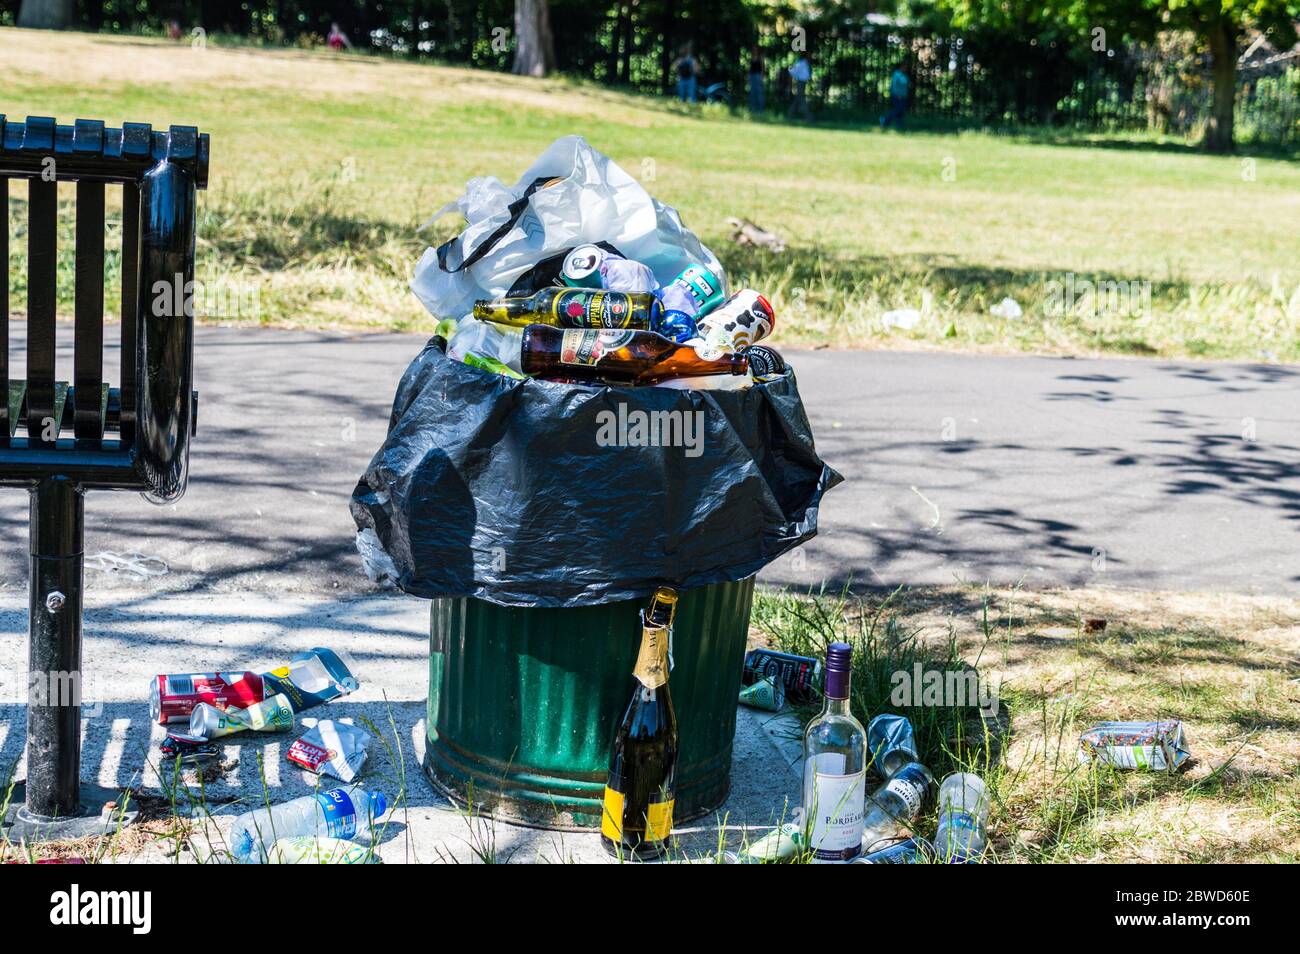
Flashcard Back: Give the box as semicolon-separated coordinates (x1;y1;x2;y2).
473;288;662;330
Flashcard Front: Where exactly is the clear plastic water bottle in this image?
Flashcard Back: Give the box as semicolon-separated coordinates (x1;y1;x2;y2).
933;772;989;863
860;761;932;853
447;318;523;372
228;786;388;863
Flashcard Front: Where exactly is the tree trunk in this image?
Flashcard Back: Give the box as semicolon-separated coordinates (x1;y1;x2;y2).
18;0;74;29
1205;20;1237;153
513;0;555;78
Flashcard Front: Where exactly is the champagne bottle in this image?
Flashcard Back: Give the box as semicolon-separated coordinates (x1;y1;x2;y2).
602;587;679;861
520;325;748;386
473;288;662;329
802;642;867;863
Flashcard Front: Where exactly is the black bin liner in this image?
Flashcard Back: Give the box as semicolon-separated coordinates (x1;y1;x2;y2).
351;338;842;608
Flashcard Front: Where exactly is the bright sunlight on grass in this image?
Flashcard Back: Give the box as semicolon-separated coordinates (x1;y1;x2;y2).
3;29;1298;360
753;585;1300;863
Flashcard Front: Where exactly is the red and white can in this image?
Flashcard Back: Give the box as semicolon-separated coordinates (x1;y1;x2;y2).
149;671;265;725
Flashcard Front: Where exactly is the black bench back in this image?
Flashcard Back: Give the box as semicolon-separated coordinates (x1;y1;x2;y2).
0;116;209;500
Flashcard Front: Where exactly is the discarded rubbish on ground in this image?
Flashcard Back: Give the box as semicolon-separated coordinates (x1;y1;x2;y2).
287;720;372;782
267;836;382;865
743;648;821;704
1078;720;1190;772
150;649;358;726
866;713;921;779
228;786;388;864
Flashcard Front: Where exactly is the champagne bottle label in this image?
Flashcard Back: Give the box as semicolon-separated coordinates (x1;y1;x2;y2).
645;799;674;842
552;290;636;328
600;786;625;841
600;787;674;845
807;767;866;861
560;328;635;366
632;625;670;689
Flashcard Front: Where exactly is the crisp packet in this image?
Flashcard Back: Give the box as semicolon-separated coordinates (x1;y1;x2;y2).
1078;720;1190;771
287;720;371;782
262;648;359;713
267;836;381;864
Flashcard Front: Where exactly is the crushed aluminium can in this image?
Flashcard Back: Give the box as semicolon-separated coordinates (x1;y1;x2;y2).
1078;720;1190;772
189;692;295;740
738;674;786;712
697;289;775;353
853;836;935;864
149;671;265;725
149;648;358;726
742;648;821;704
867;713;921;779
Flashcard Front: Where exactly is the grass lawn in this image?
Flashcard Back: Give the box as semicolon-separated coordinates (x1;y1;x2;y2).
755;585;1300;863
2;29;1298;361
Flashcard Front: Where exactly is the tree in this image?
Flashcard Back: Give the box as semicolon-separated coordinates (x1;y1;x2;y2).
514;0;556;76
1155;0;1299;152
924;0;1299;151
17;0;74;29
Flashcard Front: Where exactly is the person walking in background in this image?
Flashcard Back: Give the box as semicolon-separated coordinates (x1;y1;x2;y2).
747;47;766;113
787;52;812;120
673;44;699;103
881;63;910;129
327;22;353;51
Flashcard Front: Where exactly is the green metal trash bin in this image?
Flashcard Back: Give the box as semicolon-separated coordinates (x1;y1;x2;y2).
425;577;755;830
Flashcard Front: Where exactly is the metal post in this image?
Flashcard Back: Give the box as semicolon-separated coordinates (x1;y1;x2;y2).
24;475;84;820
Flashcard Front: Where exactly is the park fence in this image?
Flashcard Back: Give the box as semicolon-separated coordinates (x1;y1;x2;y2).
418;9;1300;145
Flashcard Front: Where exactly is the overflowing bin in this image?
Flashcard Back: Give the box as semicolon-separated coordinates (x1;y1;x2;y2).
352;137;841;833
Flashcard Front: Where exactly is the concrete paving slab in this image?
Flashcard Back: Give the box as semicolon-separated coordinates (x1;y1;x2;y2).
0;592;800;863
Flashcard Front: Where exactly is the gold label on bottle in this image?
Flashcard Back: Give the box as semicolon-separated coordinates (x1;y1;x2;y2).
632;624;670;689
645;799;674;843
601;786;625;841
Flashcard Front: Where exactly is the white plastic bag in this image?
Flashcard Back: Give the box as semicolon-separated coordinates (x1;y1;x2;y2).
411;136;725;321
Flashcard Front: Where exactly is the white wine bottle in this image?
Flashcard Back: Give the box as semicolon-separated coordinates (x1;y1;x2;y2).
802;642;866;862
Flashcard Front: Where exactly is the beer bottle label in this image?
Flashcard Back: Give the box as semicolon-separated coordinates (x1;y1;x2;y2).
552;290;635;328
632;624;670;689
560;328;635;366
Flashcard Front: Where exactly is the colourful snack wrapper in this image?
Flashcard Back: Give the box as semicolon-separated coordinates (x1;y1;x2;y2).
267;836;381;864
287;720;371;782
261;648;359;713
738;674;785;711
1078;720;1190;771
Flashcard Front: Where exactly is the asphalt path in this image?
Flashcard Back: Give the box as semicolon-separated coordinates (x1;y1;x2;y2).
1;325;1296;596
